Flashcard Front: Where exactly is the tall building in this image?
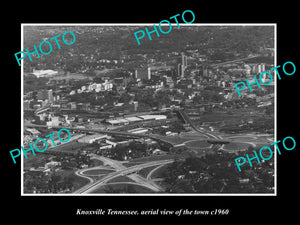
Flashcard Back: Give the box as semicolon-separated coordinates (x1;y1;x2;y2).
180;52;188;78
252;63;266;74
178;64;182;77
182;52;187;68
48;89;54;102
147;67;151;80
46;116;60;127
130;101;138;112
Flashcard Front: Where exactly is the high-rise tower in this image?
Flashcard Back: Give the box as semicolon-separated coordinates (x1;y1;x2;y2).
181;52;187;78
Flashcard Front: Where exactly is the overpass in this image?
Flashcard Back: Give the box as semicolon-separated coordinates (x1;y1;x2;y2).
34;107;51;115
176;109;222;140
74;159;174;194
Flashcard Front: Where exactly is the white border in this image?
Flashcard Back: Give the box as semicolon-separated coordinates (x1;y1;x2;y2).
21;23;277;196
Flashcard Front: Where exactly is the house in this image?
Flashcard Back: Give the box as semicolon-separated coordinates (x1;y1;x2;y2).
29;167;51;175
239;178;250;184
45;161;61;169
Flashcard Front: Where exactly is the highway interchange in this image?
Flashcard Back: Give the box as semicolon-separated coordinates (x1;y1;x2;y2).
74;155;174;194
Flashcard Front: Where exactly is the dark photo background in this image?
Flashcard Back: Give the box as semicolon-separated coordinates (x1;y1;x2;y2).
3;3;298;223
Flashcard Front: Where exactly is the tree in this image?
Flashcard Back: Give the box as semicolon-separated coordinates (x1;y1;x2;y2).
169;121;185;133
169;180;194;193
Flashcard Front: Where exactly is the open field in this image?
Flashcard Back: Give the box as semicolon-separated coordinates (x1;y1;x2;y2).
48;141;89;153
156;136;195;145
56;169;90;191
222;142;251;151
90;158;104;167
107;176;134;183
197;109;264;123
49;72;93;81
147;164;169;179
225;134;273;143
122;162;145;167
82;169;114;176
184;140;212;148
137;165;159;178
179;132;209;139
129;153;182;163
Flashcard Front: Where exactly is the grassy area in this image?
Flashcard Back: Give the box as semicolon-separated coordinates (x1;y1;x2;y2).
91;183;155;193
48;141;89;153
184;140;211;148
137;165;159;178
222;142;251;151
90;158;104;167
50;72;93;81
196;109;264;123
122;162;144;167
227;136;258;142
82;169;114;176
157;136;193;145
89;175;107;181
56;169;90;190
107;176;134;183
226;135;273;144
199;111;243;122
147;164;169;179
129;154;178;163
180;132;209;139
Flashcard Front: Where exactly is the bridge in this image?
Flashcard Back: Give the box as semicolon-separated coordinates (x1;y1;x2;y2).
74;159;174;194
34;107;51;115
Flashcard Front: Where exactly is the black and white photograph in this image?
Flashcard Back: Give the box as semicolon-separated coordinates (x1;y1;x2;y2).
4;4;298;222
21;24;276;195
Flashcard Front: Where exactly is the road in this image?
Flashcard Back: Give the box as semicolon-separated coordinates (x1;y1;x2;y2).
146;163;167;180
90;155;165;192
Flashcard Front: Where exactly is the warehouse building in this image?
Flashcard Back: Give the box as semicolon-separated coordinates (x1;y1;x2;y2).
77;134;109;144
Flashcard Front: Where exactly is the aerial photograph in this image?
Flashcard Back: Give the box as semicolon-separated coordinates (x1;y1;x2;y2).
22;24;275;195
